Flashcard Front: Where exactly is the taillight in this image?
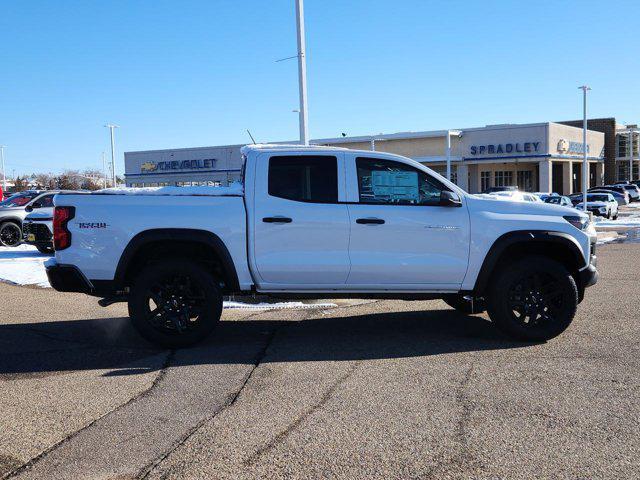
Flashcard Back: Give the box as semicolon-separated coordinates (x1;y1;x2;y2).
53;206;75;250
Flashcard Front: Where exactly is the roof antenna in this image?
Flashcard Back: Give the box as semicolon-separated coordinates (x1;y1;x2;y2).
246;129;257;144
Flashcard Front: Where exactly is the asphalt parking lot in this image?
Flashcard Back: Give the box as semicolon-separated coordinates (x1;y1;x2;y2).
1;243;639;479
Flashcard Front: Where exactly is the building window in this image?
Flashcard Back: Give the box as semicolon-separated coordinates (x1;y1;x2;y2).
617;132;639;158
617;162;628;182
517;171;533;192
480;171;491;192
494;171;514;187
617;134;627;158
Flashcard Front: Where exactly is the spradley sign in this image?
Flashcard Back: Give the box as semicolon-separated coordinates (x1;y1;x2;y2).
557;139;590;155
470;142;541;156
140;158;217;173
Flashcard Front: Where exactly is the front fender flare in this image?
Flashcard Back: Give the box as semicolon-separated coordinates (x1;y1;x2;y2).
472;230;586;294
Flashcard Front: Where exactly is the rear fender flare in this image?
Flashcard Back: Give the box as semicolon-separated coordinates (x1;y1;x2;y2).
114;228;240;292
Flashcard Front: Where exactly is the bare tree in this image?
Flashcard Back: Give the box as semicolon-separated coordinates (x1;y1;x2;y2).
34;173;55;189
13;176;29;191
56;170;83;190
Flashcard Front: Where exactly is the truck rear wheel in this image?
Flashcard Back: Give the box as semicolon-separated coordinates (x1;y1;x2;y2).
486;256;578;342
128;260;223;348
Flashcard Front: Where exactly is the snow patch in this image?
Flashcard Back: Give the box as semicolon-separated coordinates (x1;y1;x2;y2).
223;301;337;310
0;245;50;287
94;183;244;196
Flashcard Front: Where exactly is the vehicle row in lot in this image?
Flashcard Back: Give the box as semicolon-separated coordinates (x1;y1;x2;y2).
0;190;80;251
482;185;627;219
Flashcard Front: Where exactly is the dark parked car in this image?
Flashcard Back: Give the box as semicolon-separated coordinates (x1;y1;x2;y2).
587;188;629;206
613;183;640;202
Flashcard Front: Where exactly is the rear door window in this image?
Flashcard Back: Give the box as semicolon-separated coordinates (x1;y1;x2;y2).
268;156;338;203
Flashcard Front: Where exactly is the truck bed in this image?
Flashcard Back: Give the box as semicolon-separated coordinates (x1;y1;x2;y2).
53;190;252;288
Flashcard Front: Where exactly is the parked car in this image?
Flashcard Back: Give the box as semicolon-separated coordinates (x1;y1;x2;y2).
613;183;640;202
544;195;574;208
46;144;598;347
587;188;629;206
481;186;518;194
485;191;543;202
22;208;54;254
0;190;43;208
0;191;56;247
534;192;559;202
590;185;631;202
575;193;619;219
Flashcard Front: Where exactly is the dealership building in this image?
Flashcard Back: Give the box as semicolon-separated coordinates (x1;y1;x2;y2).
124;120;639;195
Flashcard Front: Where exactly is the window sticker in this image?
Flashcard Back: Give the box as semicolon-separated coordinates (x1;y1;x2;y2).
368;170;419;203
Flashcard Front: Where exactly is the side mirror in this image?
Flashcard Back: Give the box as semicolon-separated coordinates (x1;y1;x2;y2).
25;205;33;212
440;190;462;207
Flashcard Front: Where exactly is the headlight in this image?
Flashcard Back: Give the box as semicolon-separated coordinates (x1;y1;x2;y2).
563;215;590;230
599;207;607;213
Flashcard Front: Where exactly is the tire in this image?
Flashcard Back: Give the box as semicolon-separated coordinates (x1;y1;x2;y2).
128;259;223;348
0;222;22;247
486;256;578;342
36;244;55;254
443;294;486;314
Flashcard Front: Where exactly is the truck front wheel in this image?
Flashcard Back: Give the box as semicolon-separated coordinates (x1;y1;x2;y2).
128;260;223;348
486;256;578;342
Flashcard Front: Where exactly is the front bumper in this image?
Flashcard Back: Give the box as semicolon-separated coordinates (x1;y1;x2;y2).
45;263;93;294
22;221;53;247
579;249;598;289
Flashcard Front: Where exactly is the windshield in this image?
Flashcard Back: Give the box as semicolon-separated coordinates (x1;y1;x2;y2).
0;192;39;207
587;194;609;202
545;197;562;204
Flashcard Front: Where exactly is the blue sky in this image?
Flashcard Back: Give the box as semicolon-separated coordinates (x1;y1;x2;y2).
1;0;639;176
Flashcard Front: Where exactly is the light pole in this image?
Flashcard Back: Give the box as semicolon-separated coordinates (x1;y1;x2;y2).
104;124;119;187
579;86;591;211
295;0;309;145
445;130;452;181
628;128;636;182
0;146;6;192
102;151;107;188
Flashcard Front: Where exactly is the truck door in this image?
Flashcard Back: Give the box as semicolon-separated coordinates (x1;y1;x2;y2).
344;155;470;289
252;153;351;287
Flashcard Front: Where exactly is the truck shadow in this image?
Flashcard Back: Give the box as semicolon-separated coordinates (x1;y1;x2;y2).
0;309;531;377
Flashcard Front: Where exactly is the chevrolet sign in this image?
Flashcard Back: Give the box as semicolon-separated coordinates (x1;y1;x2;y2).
139;158;217;173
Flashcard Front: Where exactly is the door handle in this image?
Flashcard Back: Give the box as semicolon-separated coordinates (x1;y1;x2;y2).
262;216;293;223
356;218;385;225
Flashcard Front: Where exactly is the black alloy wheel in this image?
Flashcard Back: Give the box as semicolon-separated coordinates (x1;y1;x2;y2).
0;222;22;247
487;256;578;342
128;260;222;348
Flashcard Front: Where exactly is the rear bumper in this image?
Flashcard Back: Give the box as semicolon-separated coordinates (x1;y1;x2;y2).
46;264;94;294
46;263;117;297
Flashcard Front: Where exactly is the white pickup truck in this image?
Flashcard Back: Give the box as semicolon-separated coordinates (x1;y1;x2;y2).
46;145;598;347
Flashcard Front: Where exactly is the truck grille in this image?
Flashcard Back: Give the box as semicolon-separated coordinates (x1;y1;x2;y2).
23;222;52;242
